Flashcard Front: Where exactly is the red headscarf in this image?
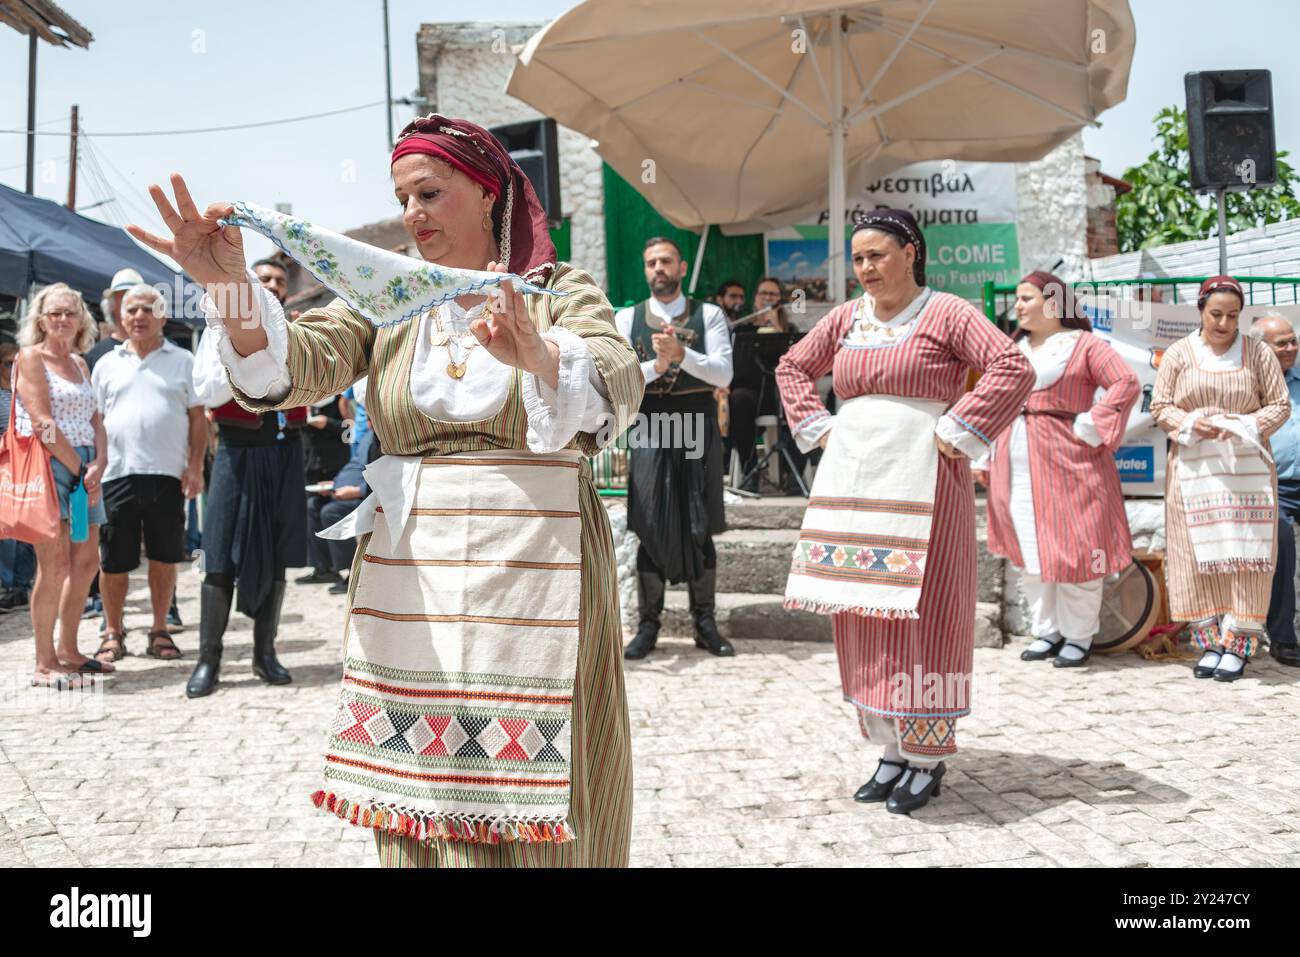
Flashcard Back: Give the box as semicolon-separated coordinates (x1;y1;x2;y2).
391;114;556;284
1197;274;1244;310
1015;270;1091;338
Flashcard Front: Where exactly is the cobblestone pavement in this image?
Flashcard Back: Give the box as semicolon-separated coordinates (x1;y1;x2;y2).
2;564;1299;868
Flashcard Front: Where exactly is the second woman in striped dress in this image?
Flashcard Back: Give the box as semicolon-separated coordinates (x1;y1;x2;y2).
976;271;1140;667
777;209;1033;814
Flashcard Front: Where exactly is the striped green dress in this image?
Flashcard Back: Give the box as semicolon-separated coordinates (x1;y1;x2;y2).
232;263;644;867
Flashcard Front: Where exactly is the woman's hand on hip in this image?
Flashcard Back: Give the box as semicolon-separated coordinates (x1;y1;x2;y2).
935;434;965;459
470;267;559;390
127;173;246;286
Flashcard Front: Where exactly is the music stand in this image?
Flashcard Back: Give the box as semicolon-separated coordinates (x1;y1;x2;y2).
732;331;809;497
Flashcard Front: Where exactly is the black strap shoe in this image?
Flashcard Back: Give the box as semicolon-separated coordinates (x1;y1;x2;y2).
186;582;232;699
1020;634;1065;661
252;581;292;685
886;762;946;815
1193;649;1222;679
1271;642;1300;667
854;758;909;802
1053;641;1093;668
1212;655;1248;683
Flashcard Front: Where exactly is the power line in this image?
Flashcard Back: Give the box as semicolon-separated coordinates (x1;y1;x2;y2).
0;100;386;138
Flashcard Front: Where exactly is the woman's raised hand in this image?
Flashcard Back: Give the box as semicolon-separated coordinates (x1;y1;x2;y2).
469;262;560;389
126;173;246;286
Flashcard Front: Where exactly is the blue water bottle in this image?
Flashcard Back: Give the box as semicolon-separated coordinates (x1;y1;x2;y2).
69;465;89;544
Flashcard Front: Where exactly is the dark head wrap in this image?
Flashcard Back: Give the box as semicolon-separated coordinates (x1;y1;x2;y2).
851;207;926;285
391;113;556;285
1197;274;1244;310
1016;270;1091;337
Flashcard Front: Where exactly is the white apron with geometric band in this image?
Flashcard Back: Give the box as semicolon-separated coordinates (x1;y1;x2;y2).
311;449;583;845
784;395;945;619
1176;414;1277;575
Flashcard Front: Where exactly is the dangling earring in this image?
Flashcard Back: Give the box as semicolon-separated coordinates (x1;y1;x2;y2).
483;211;493;232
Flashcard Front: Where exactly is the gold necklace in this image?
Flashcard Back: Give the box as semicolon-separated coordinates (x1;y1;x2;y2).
428;305;480;379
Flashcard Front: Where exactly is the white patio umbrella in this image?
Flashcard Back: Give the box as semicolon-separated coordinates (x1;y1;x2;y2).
508;0;1134;297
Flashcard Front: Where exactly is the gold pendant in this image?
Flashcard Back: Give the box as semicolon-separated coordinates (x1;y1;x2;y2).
430;331;449;346
447;361;467;379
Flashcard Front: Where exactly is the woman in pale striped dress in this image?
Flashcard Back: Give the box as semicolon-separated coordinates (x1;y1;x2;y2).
975;271;1140;667
1151;276;1290;682
776;209;1033;814
128;115;644;867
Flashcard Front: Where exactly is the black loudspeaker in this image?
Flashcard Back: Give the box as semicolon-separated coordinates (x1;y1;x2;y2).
1184;70;1276;191
489;118;562;226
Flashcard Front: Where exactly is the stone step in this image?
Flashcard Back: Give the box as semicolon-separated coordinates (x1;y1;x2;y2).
656;592;1004;649
723;495;808;530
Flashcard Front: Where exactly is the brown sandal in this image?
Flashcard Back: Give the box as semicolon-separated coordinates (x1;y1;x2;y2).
145;630;182;660
95;631;127;663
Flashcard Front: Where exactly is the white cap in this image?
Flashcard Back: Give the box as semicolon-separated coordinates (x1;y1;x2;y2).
105;268;145;296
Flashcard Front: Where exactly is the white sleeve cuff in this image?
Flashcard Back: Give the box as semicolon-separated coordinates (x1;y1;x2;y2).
641;358;661;384
936;413;988;460
200;270;292;402
969;449;990;471
1073;411;1104;448
793;411;833;453
522;327;613;454
1175;411;1203;447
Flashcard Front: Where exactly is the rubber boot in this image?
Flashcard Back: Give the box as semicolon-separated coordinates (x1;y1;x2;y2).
252;581;292;685
186;582;232;698
689;567;734;656
624;571;665;660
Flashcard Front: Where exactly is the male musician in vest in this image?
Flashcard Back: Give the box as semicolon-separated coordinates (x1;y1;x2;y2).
187;257;309;697
615;237;734;659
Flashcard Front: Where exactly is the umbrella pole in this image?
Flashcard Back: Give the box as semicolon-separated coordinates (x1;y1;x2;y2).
827;12;846;302
688;224;710;296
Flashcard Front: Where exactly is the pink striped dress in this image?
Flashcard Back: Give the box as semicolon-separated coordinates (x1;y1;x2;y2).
777;292;1033;756
986;332;1140;581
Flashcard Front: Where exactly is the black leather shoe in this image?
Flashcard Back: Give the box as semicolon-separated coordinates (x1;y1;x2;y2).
1020;635;1065;661
885;762;946;815
252;581;292;685
694;617;735;656
1053;641;1093;668
854;758;909;802
1212;656;1248;683
1271;642;1300;667
623;623;658;660
186;582;232;699
295;569;341;585
1193;650;1222;679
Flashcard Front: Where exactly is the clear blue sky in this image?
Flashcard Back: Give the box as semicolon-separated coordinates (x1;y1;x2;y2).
2;0;1296;269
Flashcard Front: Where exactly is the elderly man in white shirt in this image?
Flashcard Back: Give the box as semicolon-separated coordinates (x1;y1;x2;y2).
615;237;733;660
91;285;205;664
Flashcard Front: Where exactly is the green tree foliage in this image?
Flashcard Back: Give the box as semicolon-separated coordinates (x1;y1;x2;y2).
1116;106;1300;252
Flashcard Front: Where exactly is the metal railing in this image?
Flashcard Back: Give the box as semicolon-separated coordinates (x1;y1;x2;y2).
982;276;1300;331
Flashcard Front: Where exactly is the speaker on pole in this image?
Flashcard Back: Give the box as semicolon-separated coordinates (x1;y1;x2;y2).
1184;70;1276;192
489;118;562;227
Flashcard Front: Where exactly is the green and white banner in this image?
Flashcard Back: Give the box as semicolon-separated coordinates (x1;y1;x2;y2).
766;160;1021;303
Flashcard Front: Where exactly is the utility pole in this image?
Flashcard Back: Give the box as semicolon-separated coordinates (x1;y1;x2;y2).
25;32;37;194
383;0;394;148
67;105;79;209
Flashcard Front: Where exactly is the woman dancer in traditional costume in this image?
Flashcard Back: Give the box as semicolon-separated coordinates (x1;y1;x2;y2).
776;209;1033;814
975;271;1140;667
128;114;643;867
1151;275;1289;682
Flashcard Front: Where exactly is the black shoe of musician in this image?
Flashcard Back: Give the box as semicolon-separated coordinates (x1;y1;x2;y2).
1271;642;1300;667
624;623;658;660
694;618;734;657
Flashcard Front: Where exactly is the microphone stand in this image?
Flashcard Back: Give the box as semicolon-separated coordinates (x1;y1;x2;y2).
733;340;809;498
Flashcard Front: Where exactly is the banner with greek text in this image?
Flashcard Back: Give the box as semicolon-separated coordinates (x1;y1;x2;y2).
765;161;1021;303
